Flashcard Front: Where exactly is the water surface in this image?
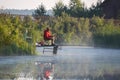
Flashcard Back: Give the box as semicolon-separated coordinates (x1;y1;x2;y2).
0;46;120;79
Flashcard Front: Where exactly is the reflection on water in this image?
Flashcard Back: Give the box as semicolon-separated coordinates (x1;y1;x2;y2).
0;46;120;80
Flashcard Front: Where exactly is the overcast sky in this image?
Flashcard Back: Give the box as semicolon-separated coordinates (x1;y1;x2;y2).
0;0;103;10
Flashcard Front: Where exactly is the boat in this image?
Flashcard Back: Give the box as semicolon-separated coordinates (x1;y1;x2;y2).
36;42;59;55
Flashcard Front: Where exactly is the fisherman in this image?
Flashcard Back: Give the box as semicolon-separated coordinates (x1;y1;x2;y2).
44;27;55;45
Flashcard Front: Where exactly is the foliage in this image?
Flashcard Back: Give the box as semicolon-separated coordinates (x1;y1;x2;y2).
32;4;46;20
90;16;120;48
53;0;86;18
53;1;68;16
52;0;120;19
68;0;84;17
52;0;104;18
0;13;37;56
88;0;103;18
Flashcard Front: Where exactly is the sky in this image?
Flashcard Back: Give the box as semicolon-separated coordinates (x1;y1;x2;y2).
0;0;102;10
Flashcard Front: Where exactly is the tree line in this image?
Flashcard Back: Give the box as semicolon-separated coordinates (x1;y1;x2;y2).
33;0;102;18
33;0;120;19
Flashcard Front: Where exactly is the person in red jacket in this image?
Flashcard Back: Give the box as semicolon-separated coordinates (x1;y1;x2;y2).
44;27;55;45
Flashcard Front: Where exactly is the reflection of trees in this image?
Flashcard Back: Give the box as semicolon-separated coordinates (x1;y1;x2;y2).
0;62;37;79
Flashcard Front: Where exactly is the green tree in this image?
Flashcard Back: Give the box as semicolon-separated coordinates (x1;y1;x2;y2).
69;0;84;17
69;0;82;8
90;16;120;48
88;0;103;18
53;0;67;16
32;4;46;20
0;13;37;55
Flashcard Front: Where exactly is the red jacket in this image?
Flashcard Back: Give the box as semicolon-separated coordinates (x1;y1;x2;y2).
44;29;52;40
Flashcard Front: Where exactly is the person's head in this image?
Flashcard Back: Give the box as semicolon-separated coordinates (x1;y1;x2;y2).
46;27;49;31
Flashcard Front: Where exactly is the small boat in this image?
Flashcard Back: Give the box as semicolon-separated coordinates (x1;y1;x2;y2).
36;42;59;55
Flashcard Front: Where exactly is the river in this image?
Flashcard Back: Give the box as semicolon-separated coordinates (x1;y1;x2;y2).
0;46;120;80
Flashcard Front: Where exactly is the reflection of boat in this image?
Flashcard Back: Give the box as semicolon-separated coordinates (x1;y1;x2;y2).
35;60;56;80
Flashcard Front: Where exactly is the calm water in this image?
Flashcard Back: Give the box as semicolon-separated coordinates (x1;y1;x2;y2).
0;46;120;79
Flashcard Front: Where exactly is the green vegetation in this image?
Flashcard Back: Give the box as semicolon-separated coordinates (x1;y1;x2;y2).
53;0;102;18
32;3;46;20
91;17;120;48
0;13;37;55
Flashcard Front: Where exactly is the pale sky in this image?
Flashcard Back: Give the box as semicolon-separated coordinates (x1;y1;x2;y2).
0;0;102;10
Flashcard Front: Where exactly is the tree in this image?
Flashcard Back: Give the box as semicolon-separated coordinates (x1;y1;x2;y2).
88;0;103;18
69;0;82;8
68;0;84;17
33;4;46;19
53;0;68;16
0;13;36;55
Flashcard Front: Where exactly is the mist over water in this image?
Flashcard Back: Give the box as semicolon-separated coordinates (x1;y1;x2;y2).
54;46;120;79
0;46;120;80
